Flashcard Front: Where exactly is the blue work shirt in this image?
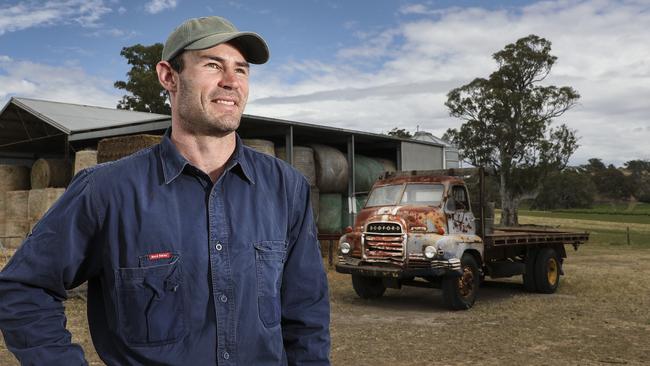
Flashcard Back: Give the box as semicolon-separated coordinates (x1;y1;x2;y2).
0;131;330;365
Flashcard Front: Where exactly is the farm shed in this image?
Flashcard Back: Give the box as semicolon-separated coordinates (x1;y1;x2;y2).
0;97;457;233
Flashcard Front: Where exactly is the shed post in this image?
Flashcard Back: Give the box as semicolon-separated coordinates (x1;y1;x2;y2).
347;135;356;226
285;126;294;166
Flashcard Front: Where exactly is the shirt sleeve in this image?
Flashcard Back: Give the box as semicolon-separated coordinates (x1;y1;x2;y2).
0;169;102;365
281;177;331;365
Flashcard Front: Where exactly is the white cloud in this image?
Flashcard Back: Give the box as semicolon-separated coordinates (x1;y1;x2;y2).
0;57;120;109
118;6;127;14
0;0;111;35
247;0;650;166
144;0;177;14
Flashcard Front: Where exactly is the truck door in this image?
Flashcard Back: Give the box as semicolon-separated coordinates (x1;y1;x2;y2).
445;185;476;235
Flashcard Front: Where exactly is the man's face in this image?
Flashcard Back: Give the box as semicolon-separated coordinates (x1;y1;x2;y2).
174;43;250;136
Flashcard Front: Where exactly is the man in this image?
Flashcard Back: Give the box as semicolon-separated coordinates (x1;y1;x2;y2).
0;16;330;365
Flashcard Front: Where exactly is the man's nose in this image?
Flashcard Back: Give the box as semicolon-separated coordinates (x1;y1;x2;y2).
218;68;240;90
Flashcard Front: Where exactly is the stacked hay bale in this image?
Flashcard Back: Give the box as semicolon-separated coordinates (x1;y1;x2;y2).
243;139;275;157
31;158;72;189
97;134;162;163
0;165;30;249
4;190;30;249
74;150;98;174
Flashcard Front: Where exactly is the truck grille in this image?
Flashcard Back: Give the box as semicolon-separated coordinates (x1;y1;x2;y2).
366;222;402;234
363;222;404;262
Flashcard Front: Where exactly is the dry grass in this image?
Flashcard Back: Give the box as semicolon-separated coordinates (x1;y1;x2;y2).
2;214;650;365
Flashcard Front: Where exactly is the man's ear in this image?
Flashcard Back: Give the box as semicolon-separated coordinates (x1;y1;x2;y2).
156;61;178;93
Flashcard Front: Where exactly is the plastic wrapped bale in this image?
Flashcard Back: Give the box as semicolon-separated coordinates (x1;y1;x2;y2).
0;165;30;191
310;144;348;193
276;146;317;186
354;155;385;193
318;193;342;234
30;159;72;189
28;188;65;221
341;195;368;229
74;150;98;174
242;139;275;157
97;134;163;163
374;158;397;173
310;185;320;223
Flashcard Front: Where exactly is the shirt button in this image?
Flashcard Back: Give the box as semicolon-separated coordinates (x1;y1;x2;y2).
223;351;230;360
220;294;228;303
215;242;223;251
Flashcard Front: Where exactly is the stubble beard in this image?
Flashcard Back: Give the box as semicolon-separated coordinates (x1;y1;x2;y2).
175;78;244;137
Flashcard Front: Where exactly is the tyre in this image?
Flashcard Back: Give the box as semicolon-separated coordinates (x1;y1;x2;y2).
523;248;538;292
442;253;479;310
534;248;561;294
351;274;386;299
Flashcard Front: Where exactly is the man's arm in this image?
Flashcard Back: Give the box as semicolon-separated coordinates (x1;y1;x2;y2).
281;178;330;365
0;170;102;365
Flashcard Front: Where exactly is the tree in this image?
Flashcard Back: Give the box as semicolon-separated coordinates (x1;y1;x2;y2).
531;168;596;210
581;158;634;201
386;127;413;138
444;35;580;226
114;43;171;114
624;160;650;202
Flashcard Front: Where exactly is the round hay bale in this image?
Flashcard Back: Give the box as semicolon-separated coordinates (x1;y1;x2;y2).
0;165;30;192
5;190;28;220
318;193;343;234
28;188;65;221
354;155;385;193
97;134;163;163
5;219;30;238
374;158;397;173
310;186;320;223
74;150;98;174
31;159;72;189
243;139;275;157
310;144;348;193
276;146;316;186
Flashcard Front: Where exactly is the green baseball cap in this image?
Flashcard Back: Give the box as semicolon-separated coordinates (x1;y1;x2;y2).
162;16;269;64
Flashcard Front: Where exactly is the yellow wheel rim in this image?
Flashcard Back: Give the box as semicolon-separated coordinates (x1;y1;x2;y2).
547;257;558;286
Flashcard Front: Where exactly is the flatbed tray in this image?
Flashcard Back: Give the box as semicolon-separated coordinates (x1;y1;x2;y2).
484;226;589;247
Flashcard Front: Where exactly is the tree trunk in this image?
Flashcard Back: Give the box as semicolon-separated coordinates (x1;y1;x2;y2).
499;171;520;226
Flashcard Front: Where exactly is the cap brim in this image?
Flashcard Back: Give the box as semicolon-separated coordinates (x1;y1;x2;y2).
184;31;269;64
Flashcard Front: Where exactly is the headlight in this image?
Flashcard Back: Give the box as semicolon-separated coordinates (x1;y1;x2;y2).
340;242;351;254
424;245;436;259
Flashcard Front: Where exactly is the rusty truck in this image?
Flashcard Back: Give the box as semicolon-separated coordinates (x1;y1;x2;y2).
335;168;589;310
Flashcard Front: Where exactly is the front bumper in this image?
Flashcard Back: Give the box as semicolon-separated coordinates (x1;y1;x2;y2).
335;258;462;278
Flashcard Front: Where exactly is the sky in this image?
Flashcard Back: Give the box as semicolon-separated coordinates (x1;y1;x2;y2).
0;0;648;166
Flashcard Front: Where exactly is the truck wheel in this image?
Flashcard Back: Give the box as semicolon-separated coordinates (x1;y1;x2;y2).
351;275;386;299
523;248;538;292
534;248;561;294
442;254;479;310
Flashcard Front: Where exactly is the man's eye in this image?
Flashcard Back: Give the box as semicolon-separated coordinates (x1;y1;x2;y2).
206;63;221;69
236;68;248;75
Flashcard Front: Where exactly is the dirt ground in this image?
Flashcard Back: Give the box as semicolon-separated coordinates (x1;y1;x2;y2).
1;244;649;365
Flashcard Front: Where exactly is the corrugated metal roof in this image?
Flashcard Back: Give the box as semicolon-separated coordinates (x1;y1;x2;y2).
9;97;171;134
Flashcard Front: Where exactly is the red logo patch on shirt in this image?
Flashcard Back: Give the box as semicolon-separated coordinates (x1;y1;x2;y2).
148;252;172;260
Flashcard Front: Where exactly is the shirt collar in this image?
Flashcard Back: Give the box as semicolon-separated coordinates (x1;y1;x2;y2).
159;128;255;185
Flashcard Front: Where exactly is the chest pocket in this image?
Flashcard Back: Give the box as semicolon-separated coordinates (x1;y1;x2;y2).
254;240;287;328
115;255;187;345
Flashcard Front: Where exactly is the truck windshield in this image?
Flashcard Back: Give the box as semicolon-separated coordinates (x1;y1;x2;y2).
365;184;444;207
